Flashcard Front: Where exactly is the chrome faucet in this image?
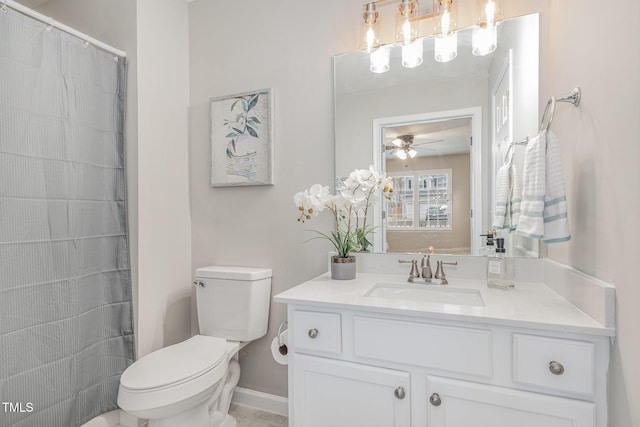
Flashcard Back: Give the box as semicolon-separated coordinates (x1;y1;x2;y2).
399;257;458;284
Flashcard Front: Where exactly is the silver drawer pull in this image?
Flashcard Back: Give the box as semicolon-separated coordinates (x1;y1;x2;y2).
549;361;565;375
394;387;406;400
308;328;319;339
429;393;442;406
192;280;206;288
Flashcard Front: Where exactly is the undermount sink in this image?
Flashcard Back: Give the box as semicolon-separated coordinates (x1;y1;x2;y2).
365;283;485;307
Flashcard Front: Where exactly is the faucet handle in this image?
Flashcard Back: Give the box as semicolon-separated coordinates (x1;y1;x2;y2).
434;260;444;279
399;259;420;279
434;260;458;279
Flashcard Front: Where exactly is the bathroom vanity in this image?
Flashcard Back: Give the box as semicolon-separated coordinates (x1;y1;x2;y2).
275;262;615;427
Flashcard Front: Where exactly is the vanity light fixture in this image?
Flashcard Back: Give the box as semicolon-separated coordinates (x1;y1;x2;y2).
402;38;424;68
361;2;381;53
370;44;391;73
360;0;504;73
395;0;424;69
362;2;392;73
396;0;418;45
472;0;503;55
433;0;458;62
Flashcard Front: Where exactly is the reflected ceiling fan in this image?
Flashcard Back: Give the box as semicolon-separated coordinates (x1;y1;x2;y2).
384;134;443;159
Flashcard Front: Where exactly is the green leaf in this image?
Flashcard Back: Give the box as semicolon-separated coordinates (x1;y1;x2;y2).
246;126;258;138
225;132;237;138
230;99;241;111
248;94;259;110
232;127;244;134
241;99;248;112
247;117;261;125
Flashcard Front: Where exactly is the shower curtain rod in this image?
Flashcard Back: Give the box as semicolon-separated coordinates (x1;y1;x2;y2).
3;0;126;58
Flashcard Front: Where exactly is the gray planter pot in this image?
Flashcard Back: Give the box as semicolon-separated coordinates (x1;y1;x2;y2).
330;255;356;280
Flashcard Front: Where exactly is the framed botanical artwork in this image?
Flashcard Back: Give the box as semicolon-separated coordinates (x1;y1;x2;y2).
210;89;274;187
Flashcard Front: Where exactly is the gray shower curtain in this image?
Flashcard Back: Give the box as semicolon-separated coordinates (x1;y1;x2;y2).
0;7;134;427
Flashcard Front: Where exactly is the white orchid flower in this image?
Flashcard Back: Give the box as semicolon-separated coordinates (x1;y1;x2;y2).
308;184;331;211
294;184;332;218
294;165;389;255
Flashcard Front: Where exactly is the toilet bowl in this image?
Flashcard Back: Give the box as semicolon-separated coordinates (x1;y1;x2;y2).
117;266;272;427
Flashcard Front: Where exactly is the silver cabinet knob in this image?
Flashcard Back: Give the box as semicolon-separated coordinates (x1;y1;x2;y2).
308;328;319;339
394;387;406;400
192;280;206;288
429;393;442;406
549;361;565;375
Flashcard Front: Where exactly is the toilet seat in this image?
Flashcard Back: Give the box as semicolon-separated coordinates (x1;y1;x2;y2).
121;335;228;391
118;335;230;416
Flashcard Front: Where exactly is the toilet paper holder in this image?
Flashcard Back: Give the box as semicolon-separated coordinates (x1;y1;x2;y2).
277;322;288;356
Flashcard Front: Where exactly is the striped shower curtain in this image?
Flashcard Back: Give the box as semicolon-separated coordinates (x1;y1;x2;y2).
0;7;134;427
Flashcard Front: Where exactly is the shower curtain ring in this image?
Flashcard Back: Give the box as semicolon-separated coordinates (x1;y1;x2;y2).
1;0;8;14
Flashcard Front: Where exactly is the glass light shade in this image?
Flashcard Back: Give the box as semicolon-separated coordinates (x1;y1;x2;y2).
370;45;390;73
397;150;408;160
472;25;497;56
434;32;457;62
396;0;418;45
402;38;424;68
476;0;503;27
433;0;458;36
408;149;418;158
361;2;380;52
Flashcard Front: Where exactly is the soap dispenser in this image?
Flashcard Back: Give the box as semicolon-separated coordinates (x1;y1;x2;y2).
479;230;496;256
487;237;514;289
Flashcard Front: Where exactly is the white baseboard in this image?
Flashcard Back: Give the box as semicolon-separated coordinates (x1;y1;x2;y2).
231;387;288;417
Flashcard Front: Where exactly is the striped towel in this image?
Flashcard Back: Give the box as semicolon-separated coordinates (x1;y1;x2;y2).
493;147;522;230
516;131;571;242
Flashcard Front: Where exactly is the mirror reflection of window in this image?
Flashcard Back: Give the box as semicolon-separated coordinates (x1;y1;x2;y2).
387;170;452;231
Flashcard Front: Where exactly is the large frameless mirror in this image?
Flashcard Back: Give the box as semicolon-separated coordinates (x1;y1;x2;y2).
334;13;539;257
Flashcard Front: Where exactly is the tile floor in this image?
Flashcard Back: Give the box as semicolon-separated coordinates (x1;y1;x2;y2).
229;404;289;427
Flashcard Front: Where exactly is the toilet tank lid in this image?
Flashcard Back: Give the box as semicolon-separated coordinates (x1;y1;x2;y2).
195;266;272;281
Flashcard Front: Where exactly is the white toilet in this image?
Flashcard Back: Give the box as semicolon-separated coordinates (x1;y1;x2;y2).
117;266;272;427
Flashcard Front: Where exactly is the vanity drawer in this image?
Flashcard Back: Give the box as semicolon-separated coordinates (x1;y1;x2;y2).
513;334;595;396
353;316;492;377
292;310;342;355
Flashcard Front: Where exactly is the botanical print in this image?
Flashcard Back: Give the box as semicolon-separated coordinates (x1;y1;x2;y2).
210;89;273;186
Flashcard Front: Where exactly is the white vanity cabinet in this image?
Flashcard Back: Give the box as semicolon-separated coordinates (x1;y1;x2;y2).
292;354;410;427
284;306;610;427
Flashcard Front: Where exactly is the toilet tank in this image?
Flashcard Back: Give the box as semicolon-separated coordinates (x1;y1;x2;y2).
194;266;272;342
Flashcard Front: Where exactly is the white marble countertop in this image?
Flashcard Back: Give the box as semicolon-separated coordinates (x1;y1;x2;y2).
274;273;615;337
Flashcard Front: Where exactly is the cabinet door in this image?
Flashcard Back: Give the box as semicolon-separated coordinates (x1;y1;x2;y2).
427;376;595;427
292;354;410;427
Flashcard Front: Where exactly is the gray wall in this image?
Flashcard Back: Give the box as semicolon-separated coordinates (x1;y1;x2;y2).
188;0;360;396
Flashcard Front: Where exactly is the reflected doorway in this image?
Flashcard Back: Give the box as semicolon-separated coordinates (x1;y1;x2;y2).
372;108;483;255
